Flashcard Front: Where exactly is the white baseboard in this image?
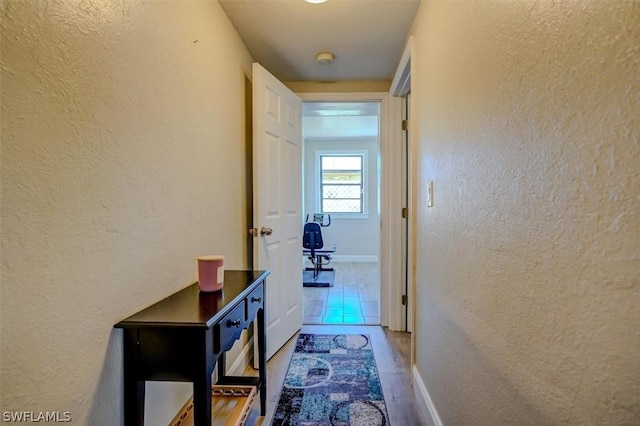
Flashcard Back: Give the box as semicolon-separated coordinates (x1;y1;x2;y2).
228;337;254;376
301;255;379;264
413;365;443;426
330;255;379;263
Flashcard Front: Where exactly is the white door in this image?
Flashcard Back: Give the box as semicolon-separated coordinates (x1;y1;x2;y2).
252;62;303;360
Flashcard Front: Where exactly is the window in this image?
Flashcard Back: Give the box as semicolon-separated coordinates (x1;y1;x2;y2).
319;154;364;214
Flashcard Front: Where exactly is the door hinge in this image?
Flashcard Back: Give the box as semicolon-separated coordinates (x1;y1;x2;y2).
401;295;408;306
401;207;408;219
402;119;409;131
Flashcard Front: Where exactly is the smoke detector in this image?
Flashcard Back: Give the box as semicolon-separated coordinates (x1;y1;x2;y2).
316;52;335;65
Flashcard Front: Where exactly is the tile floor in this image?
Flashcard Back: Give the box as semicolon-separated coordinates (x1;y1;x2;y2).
303;262;380;325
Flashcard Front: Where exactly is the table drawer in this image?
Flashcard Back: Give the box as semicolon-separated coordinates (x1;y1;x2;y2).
215;302;246;353
246;284;263;322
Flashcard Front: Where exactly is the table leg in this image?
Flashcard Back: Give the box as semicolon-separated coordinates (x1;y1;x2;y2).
123;329;145;426
257;305;267;415
193;373;212;426
217;352;227;381
193;330;214;426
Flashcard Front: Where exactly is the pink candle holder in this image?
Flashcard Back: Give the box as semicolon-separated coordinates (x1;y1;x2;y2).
197;255;224;292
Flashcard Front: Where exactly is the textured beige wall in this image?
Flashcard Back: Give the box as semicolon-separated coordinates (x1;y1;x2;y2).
1;0;253;424
410;1;639;424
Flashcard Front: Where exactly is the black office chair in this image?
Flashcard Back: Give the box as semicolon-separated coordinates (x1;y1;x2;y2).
302;214;336;280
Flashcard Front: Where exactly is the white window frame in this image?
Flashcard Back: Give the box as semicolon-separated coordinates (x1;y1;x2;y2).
315;149;369;218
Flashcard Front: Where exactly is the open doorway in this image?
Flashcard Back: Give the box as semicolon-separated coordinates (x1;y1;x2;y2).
301;101;381;325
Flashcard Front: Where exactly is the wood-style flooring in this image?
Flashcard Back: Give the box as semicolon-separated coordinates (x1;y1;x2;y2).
244;325;427;425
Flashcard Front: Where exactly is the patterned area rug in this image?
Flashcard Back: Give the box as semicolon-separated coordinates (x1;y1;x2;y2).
271;334;388;425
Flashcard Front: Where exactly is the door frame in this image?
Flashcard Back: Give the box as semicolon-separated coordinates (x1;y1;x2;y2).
390;35;416;358
296;91;404;330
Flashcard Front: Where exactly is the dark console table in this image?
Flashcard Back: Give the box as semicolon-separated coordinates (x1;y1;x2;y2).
114;270;269;426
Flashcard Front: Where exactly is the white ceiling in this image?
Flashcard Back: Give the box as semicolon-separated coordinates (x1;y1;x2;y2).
218;0;421;82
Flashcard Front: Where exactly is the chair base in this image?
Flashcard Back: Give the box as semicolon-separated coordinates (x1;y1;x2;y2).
302;270;335;287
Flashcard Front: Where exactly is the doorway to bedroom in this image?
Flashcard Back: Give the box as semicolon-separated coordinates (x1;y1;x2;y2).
301;101;381;325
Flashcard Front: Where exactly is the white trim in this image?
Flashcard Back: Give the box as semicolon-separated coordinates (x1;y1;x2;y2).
330;255;378;263
298;92;387;102
315;149;368;215
413;365;444;426
383;36;416;338
325;213;370;220
296;91;390;328
391;36;414;96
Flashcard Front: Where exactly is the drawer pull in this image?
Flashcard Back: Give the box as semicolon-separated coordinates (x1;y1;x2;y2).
228;319;241;328
251;297;262;303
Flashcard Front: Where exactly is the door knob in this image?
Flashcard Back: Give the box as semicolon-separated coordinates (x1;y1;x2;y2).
260;227;273;236
248;228;258;236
